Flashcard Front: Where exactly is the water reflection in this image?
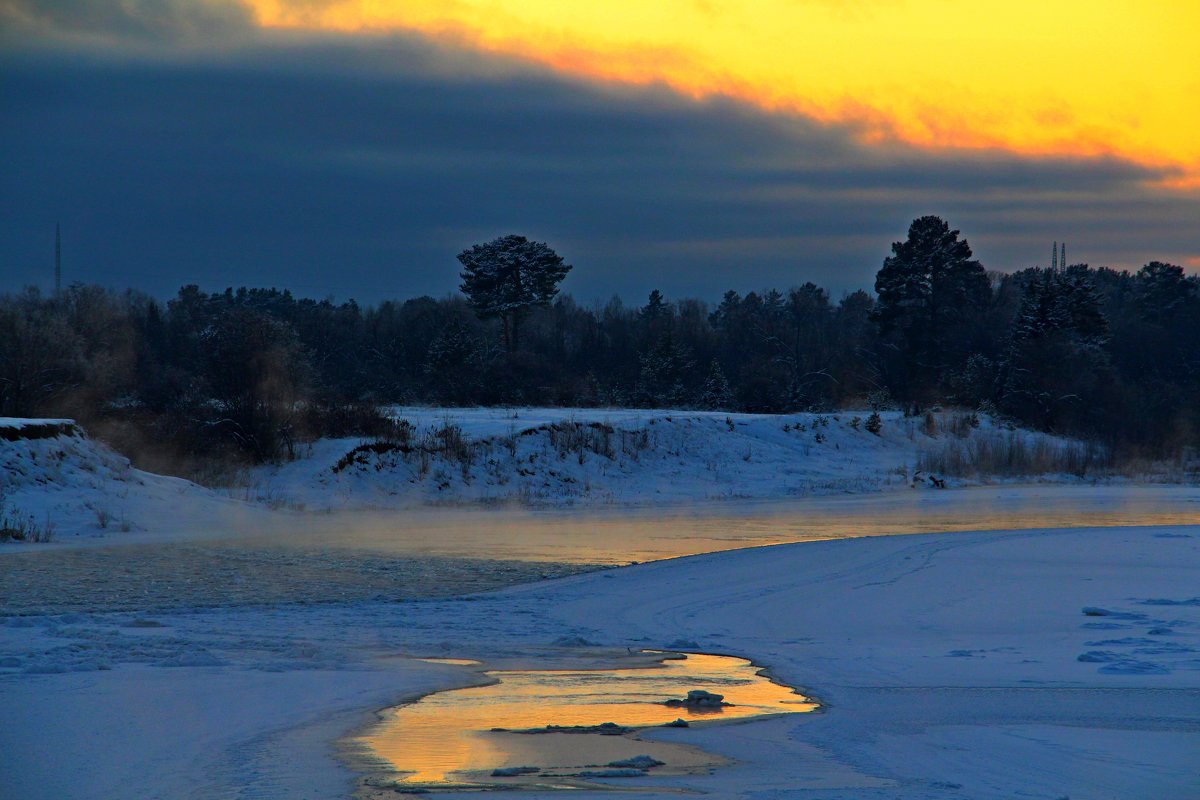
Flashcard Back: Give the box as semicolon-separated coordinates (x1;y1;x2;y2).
357;652;816;788
238;485;1200;565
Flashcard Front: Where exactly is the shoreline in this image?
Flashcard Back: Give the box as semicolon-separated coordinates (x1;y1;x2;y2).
4;481;1198;562
9;407;1196;556
4;522;1197;798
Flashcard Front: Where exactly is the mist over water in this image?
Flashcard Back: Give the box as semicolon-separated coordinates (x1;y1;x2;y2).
227;484;1200;565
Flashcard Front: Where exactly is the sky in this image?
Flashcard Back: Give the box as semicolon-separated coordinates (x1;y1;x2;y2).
2;0;1198;305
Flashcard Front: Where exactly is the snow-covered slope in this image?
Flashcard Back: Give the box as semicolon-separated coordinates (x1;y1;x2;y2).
258;407;1098;510
0;418;213;542
0;409;1107;543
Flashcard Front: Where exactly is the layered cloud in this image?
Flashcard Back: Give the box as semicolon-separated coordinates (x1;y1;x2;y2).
1;2;1196;300
9;0;1199;177
0;0;253;43
243;0;1200;183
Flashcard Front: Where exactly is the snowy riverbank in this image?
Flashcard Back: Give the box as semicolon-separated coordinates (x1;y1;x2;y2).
1;407;1159;547
3;409;1196;797
258;406;1112;510
2;523;1197;799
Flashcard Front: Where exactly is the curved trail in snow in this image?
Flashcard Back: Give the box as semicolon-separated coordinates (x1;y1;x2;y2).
494;525;1200;798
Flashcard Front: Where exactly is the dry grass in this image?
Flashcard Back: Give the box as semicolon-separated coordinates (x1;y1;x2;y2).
917;429;1109;479
0;493;55;543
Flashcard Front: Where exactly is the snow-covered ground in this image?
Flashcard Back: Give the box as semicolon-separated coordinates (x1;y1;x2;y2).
2;411;1198;798
2;524;1197;799
1;407;1127;547
0;417;225;545
259;406;1107;511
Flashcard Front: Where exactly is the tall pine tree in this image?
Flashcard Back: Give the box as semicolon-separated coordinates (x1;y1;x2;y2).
873;216;991;400
457;235;571;353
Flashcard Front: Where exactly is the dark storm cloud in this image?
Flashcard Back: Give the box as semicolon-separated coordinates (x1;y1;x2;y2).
2;31;1197;304
0;0;254;44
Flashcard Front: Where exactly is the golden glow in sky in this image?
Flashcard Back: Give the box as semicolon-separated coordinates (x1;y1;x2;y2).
247;1;1200;181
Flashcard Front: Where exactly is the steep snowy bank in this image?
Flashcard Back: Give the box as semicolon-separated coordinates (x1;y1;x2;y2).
258;407;1104;510
0;409;1166;547
0;417;226;543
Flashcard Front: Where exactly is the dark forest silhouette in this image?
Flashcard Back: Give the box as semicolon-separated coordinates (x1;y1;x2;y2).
1;218;1196;469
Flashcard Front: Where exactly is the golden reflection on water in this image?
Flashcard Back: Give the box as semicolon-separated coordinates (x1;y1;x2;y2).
239;486;1200;565
359;652;815;786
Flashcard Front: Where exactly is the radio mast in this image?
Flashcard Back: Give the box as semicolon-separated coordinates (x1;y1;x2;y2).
55;223;62;294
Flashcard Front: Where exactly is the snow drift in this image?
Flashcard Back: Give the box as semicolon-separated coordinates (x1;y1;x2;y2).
0;418;208;541
258;407;1103;510
0;409;1111;542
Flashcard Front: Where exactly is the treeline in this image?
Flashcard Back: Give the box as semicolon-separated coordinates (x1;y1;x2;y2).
0;217;1196;468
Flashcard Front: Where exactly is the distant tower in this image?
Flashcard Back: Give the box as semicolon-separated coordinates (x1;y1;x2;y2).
1052;241;1058;270
55;223;61;294
1061;242;1066;269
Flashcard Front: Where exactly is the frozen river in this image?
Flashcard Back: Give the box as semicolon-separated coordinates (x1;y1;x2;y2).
228;483;1200;564
2;484;1198;800
5;484;1197;616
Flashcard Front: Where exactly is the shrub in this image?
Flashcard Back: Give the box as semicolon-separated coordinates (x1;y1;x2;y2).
916;430;1109;478
945;411;981;438
0;494;54;543
545;421;615;460
921;411;937;437
302;403;411;442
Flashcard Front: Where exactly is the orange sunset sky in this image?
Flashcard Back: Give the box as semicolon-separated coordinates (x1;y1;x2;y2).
248;0;1200;182
2;0;1198;296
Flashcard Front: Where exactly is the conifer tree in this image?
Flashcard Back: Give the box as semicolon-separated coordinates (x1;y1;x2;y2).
424;321;484;404
872;216;991;399
698;359;734;410
641;289;667;320
457;235;571;352
636;331;694;407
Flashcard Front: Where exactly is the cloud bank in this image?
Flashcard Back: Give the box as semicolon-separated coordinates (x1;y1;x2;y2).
1;3;1197;302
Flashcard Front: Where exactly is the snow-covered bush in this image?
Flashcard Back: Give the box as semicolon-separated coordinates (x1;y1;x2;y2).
865;412;882;435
